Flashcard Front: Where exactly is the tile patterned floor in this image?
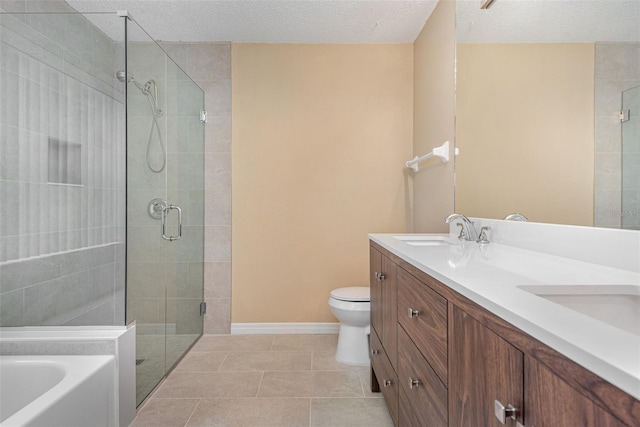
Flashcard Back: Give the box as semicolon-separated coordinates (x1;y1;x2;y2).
130;334;394;427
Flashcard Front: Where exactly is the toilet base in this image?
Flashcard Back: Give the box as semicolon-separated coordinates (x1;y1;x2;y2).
335;324;370;366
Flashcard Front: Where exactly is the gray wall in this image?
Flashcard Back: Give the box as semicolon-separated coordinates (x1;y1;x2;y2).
0;1;126;326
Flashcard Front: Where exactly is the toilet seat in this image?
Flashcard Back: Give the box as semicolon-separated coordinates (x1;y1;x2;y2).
330;287;370;302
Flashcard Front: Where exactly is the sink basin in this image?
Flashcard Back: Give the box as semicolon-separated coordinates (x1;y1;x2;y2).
518;285;640;337
393;235;454;246
405;241;450;246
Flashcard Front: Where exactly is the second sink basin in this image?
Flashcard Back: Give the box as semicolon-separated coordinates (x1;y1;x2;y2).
518;284;640;337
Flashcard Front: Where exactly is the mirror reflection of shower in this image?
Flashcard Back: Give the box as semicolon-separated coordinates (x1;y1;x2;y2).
117;71;166;173
621;84;640;230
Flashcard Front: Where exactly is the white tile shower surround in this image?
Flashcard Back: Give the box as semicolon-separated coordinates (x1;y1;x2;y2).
130;334;393;427
0;5;126;326
0;12;126;262
0;242;125;326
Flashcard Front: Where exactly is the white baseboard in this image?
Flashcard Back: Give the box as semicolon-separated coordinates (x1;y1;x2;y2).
231;322;340;335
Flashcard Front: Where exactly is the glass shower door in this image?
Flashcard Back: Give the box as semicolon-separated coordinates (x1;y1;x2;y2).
163;57;205;372
125;18;204;406
621;85;640;230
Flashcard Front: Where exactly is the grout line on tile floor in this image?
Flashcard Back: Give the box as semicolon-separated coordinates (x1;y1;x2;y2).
145;397;203;400
217;351;231;371
255;370;266;397
269;335;277;350
358;369;366;397
182;398;201;427
310;396;382;400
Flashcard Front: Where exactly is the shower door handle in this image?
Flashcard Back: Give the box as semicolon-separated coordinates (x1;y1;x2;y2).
161;205;182;241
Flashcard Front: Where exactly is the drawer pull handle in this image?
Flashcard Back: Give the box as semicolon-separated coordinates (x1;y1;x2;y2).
408;308;420;318
408;378;420;389
371;349;379;355
494;400;518;424
383;379;392;387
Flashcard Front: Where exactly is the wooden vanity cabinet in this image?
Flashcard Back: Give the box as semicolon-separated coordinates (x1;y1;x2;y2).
370;247;383;343
369;241;640;427
525;356;628;427
450;305;630;427
370;246;399;425
398;327;448;426
371;245;449;426
399;388;423;426
449;305;525;427
397;267;448;384
369;246;398;369
370;328;399;425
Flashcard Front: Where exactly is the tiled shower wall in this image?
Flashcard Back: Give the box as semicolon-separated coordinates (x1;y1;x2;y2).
160;42;232;334
0;1;126;326
594;42;640;228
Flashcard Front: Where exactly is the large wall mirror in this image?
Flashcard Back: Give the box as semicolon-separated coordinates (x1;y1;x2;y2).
454;0;640;229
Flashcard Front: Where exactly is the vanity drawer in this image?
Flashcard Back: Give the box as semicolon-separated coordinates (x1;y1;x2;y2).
399;387;448;427
371;328;399;426
370;327;384;378
398;327;447;427
397;267;448;384
399;387;422;427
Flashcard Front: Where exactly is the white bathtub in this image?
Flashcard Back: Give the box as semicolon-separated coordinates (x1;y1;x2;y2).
0;355;115;427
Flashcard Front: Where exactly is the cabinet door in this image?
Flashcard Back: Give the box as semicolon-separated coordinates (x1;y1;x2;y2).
381;255;398;369
370;246;383;337
525;356;628;427
449;306;524;427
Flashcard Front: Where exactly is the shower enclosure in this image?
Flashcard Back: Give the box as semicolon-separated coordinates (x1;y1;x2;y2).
0;7;205;407
125;18;205;405
622;85;640;230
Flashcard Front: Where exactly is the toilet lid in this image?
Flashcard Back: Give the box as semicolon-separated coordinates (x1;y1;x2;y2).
330;287;370;302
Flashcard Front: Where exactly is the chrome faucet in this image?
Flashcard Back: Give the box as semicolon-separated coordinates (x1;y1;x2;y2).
504;213;528;222
445;213;478;242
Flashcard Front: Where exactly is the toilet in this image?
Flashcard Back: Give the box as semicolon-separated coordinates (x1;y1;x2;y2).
328;287;371;366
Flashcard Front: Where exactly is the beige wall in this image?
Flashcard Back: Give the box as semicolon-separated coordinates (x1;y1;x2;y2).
232;44;413;323
412;0;456;232
455;43;595;226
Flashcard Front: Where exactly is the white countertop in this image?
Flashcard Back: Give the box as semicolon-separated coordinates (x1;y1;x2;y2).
369;232;640;400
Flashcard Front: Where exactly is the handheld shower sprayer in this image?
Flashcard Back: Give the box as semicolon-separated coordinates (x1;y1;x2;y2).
116;70;166;173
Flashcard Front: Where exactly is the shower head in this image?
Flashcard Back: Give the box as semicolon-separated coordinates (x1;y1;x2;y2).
118;70;163;118
116;70;133;83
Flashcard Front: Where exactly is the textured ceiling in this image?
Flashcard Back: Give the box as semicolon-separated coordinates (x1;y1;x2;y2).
66;0;640;45
66;0;439;43
457;0;640;43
